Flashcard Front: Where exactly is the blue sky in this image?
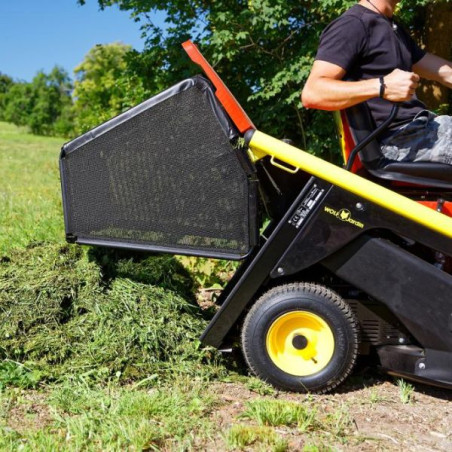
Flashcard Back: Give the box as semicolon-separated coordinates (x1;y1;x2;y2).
0;0;165;81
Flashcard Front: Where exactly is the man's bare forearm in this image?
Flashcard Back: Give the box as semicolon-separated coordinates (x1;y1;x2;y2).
302;77;380;110
302;61;420;111
413;53;452;89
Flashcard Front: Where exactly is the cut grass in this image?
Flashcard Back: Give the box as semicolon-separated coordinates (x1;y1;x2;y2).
0;242;226;384
0;121;228;386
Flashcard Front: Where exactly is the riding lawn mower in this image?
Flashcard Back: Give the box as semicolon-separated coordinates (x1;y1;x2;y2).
59;42;452;393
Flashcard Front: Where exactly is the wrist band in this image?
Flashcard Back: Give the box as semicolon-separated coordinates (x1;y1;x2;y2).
379;76;386;99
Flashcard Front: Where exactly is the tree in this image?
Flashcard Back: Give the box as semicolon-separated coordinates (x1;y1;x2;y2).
2;67;74;136
0;73;13;93
72;42;148;133
28;67;74;136
80;0;451;159
0;73;14;121
77;0;358;158
2;82;33;128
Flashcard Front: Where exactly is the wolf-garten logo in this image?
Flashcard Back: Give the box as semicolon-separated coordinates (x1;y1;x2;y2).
324;206;364;229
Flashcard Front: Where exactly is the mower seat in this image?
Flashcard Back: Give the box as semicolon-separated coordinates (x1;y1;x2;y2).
344;103;452;189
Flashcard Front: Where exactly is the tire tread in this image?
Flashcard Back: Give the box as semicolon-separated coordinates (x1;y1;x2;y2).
241;282;359;394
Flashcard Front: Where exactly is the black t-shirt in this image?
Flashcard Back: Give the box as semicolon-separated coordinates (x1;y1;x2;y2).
315;4;426;132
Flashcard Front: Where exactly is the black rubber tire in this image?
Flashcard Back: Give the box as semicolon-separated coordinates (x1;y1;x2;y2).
241;282;359;393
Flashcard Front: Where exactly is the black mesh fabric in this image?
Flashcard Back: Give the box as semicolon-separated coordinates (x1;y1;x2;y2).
60;76;256;258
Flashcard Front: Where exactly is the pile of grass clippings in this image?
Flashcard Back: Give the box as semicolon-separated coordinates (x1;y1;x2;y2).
0;243;226;384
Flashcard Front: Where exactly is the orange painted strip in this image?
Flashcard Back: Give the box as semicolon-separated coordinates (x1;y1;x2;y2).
418;201;452;217
182;40;255;133
338;110;363;173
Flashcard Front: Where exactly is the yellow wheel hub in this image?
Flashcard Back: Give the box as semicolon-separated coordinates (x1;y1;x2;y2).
266;311;335;376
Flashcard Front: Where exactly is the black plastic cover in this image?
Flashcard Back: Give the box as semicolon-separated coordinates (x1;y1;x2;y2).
60;76;257;259
323;235;452;351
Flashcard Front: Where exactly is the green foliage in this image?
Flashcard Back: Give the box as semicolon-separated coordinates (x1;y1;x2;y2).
2;82;33;127
0;361;42;390
79;0;449;161
78;0;359;159
72;42;149;134
2;67;74;137
178;256;238;289
0;73;13;93
0;73;14;121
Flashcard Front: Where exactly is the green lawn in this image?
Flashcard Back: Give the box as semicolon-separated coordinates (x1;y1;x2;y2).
0;121;64;255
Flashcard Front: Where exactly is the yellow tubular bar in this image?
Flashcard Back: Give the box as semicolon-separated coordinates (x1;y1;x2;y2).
248;130;452;239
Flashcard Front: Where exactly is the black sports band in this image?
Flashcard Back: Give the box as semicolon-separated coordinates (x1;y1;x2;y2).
379;76;386;99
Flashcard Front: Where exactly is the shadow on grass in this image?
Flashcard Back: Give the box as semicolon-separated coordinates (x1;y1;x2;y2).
337;354;452;401
88;247;197;303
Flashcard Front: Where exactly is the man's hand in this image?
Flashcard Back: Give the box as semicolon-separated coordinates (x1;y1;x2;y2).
382;69;420;102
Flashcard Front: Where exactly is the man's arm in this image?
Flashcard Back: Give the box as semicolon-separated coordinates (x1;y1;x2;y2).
301;61;378;110
413;53;452;89
302;60;421;111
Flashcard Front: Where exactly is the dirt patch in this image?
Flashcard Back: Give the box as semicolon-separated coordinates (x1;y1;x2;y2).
201;376;452;451
4;391;53;434
1;373;451;451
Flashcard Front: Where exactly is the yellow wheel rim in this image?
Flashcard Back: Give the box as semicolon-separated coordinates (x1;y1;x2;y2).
266;311;335;377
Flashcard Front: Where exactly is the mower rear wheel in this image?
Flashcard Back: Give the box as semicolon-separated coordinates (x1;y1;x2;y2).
241;283;359;393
